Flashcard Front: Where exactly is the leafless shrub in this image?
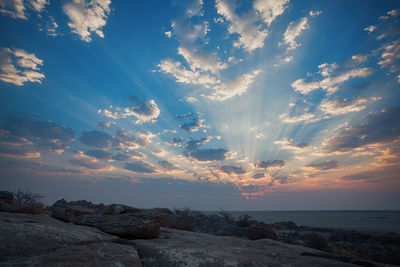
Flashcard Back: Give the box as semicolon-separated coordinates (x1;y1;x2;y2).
14;189;44;205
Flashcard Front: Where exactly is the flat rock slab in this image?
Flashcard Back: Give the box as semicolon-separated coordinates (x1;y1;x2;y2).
133;228;387;267
0;212;142;266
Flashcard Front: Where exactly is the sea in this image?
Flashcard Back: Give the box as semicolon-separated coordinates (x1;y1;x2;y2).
207;210;400;234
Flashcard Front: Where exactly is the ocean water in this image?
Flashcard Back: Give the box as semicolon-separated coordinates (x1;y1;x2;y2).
218;210;400;234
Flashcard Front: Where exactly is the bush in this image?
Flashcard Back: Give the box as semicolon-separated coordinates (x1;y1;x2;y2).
237;214;252;228
167;208;195;231
302;233;329;251
218;209;234;224
14;189;44;205
246;225;278;240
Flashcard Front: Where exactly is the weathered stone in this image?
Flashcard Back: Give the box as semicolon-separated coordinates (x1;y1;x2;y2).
73;213;161;239
0;212;142;266
133;228;381;267
51;204;95;222
102;204;141;215
0;200;43;215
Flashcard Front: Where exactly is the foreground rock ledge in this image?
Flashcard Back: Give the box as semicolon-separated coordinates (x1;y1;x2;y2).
133;228;387;267
0;212;391;267
0;212;142;266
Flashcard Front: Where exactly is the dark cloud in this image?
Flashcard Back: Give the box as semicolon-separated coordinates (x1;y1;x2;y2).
185;137;209;151
270;174;289;185
2;114;74;150
0;132;32;146
0;158;82;174
167;136;183;146
255;159;286;169
69;158;110;170
84;149;112;159
112;151;144;161
188;148;228;161
219;165;247;174
126;96;160;123
342;174;371;180
307;160;338;170
324;107;400;152
0;145;39;158
252;172;265;179
179;118;204;133
293;142;309;148
158;160;179;171
175;112;193;119
80;130;114;148
124;161;156;173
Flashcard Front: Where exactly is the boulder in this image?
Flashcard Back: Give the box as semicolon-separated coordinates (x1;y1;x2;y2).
0;212;142;266
73;213;161;239
0;199;43;215
133;227;379;267
102;204;141;215
51;204;95;222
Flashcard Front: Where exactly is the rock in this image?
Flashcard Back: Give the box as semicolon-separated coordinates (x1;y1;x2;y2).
0;212;142;266
102;204;141;215
133;227;374;267
14;202;44;215
0;200;44;215
73;213;161;239
0;191;13;204
51;204;95;222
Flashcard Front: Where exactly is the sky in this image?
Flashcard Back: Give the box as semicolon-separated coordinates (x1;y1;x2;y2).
0;0;399;210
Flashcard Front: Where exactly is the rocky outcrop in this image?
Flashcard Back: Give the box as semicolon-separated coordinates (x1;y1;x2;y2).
73;213;161;239
0;212;142;266
133;227;383;267
49;199;172;239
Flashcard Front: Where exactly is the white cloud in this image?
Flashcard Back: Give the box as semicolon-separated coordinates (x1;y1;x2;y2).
124;97;160;124
292;65;373;95
165;31;172;38
309;10;322;17
320;97;380;115
279;112;316;124
0;0;47;19
0;48;45;86
274;138;310;152
282;17;309;51
216;0;273;52
207;69;261;101
29;0;47;12
387;9;399;17
378;39;400;73
364;25;376;34
0;0;26;19
351;54;369;64
185;96;198;103
291;78;320;94
253;0;289;26
178;46;227;74
158;59;220;87
63;0;111;42
98;97;161;124
46;17;59;37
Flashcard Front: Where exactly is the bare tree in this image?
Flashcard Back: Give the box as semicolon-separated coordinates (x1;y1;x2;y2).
14;189;44;205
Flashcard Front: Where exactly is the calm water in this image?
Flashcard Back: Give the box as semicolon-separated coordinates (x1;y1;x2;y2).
209;210;400;234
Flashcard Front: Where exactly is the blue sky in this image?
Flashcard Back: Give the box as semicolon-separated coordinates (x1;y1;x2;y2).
0;0;399;210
